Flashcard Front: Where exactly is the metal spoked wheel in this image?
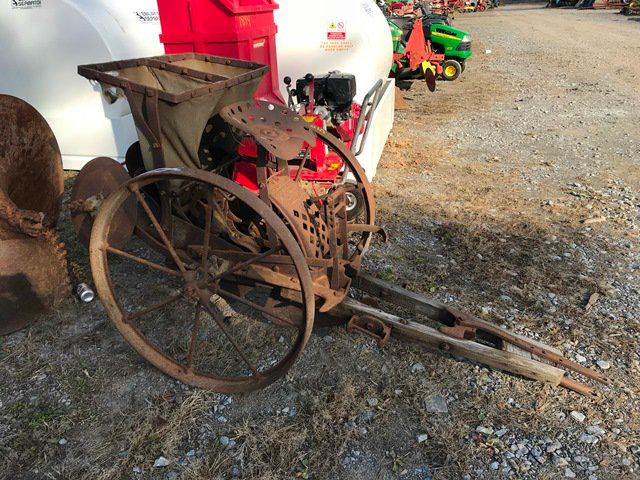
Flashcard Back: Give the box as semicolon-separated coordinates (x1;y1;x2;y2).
90;168;315;393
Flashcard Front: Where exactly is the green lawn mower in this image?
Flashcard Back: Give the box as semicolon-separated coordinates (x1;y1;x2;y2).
386;6;472;82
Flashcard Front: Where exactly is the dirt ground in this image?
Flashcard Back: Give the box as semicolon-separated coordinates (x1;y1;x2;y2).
2;3;640;479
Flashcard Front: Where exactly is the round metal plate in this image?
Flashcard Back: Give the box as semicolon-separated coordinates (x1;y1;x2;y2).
71;157;136;249
0;233;70;336
0;94;64;228
425;68;437;92
220;100;318;160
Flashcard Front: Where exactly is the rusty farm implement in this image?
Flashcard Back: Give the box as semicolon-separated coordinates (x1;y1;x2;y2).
67;53;606;396
0;95;70;336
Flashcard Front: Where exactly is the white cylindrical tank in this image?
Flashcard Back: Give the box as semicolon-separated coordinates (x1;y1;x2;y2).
275;0;395;180
0;0;163;170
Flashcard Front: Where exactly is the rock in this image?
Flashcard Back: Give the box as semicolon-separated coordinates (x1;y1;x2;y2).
476;426;494;436
153;456;170;468
186;450;195;457
575;354;587;363
565;468;576;478
579;434;598;444
417;433;429;443
411;363;426;374
570;411;586;423
423;395;448;414
495;428;508;438
499;295;513;304
220;436;230;447
587;426;606;436
553;456;569;468
367;398;379;407
596;360;611;370
546;441;562;453
491;461;500;470
58;438;67;446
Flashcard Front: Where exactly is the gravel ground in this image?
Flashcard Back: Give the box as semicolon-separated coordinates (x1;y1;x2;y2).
1;3;640;480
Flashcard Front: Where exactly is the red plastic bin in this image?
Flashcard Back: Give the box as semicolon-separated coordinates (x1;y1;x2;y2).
157;0;284;104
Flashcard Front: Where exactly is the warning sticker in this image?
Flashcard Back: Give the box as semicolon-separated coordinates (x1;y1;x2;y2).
11;0;42;9
327;21;346;40
135;11;159;23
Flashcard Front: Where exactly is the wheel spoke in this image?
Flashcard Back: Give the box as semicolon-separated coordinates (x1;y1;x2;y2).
107;246;182;277
217;287;301;328
200;299;262;376
201;197;213;282
131;186;187;275
125;291;184;323
185;302;203;371
208;245;280;284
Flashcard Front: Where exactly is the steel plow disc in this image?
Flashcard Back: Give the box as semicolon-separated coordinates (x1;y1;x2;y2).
0;232;70;336
70;157;137;249
0;94;64;228
0;95;69;335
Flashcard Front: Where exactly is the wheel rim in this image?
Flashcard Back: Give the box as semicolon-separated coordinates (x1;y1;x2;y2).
90;168;315;393
445;65;458;77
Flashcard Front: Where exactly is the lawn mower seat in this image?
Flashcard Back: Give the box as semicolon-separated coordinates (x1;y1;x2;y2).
389;16;416;44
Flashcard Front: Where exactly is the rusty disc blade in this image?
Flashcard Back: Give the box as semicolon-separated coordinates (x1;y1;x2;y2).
70;157;137;250
0;94;63;229
425;69;437;92
0;232;70;336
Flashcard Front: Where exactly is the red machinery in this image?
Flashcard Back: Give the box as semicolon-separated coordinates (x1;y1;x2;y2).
155;0;386;216
156;0;283;104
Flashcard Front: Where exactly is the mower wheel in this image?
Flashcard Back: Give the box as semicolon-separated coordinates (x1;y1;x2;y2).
441;59;462;81
460;61;466;73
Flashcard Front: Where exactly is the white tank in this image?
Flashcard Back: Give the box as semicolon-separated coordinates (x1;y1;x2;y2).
1;0;394;179
275;0;395;180
0;0;163;170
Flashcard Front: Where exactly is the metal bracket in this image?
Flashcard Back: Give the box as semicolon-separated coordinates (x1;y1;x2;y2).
347;315;392;348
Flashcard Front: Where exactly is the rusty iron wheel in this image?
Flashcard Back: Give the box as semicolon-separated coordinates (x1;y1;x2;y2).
89;168;315;393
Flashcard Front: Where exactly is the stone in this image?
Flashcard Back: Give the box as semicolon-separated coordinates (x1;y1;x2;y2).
186;450;195;457
491;462;500;470
579;434;598;444
58;438;67;446
220;436;230;447
423;395;448;414
565;468;576;478
575;354;587;363
411;363;426;374
596;360;611;370
546;441;562;453
417;433;429;443
495;428;508;438
587;426;606;436
153;457;170;468
570;411;586;423
367;398;379;407
476;426;494;436
553;456;569;468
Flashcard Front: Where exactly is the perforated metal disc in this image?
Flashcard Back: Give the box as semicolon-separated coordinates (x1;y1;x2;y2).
220;100;317;160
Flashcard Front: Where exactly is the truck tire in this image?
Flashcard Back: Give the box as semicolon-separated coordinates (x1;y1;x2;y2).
441;59;462;81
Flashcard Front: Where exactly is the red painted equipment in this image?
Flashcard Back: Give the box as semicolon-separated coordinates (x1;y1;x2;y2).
156;0;284;103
